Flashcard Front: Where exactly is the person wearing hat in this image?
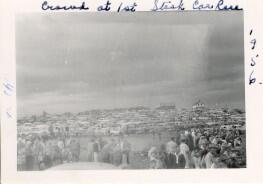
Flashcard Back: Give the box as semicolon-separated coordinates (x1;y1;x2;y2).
198;136;208;150
191;148;202;169
165;137;178;168
211;136;219;145
148;147;165;169
158;144;168;168
205;144;219;168
211;156;228;168
179;135;190;168
226;147;244;168
200;149;208;168
173;145;186;169
220;141;231;155
234;137;242;148
193;132;201;149
166;137;177;154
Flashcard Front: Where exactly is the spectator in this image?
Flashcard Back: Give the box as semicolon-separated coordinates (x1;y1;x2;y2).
191;148;202;169
120;136;131;166
112;140;122;166
70;139;80;162
93;139;100;162
179;136;190;168
24;138;34;171
148;147;165;169
17;138;26;170
174;145;186;169
99;139;114;163
165;137;178;169
205;144;219;168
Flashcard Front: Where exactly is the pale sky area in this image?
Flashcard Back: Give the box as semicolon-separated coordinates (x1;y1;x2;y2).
16;11;244;116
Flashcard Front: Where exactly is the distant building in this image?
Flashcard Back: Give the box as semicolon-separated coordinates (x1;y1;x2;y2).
157;103;177;110
192;100;205;112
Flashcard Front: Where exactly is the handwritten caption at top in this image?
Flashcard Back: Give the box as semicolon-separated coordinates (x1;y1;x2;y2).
41;0;242;12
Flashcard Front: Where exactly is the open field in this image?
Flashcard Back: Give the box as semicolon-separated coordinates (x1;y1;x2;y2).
78;133;173;169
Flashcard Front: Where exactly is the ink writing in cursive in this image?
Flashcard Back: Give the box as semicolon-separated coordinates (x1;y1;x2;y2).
192;0;242;11
193;0;214;10
41;1;89;11
215;0;242;10
117;2;137;12
97;0;111;11
152;0;185;11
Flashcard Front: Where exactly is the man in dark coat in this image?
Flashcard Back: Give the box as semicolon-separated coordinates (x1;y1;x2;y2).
174;145;186;169
70;139;80;162
186;133;194;151
165;145;186;169
165;151;177;169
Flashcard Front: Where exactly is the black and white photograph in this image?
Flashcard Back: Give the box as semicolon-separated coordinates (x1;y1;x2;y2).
16;11;246;171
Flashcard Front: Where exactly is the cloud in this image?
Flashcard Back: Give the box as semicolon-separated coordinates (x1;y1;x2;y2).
16;11;245;116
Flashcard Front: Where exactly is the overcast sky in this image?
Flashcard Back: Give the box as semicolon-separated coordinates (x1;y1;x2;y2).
16;11;244;116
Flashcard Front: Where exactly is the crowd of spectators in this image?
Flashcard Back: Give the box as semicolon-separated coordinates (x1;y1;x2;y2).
17;134;81;170
148;127;246;169
17;126;245;170
17;133;131;170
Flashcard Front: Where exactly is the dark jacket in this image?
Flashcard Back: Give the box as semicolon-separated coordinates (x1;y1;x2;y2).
165;153;186;169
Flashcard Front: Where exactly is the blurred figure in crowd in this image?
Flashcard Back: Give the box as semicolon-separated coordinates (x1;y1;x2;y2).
119;135;131;167
148;147;165;169
179;136;190;168
25;137;34;170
